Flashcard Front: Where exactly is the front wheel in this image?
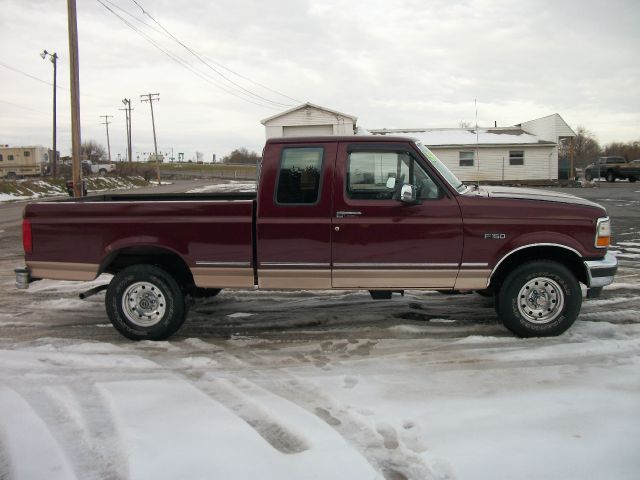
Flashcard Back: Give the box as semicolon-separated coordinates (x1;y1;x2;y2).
106;264;187;340
629;176;637;183
495;261;581;337
584;171;592;182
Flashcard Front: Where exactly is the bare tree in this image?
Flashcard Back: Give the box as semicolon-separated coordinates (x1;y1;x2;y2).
458;121;472;128
80;140;107;162
602;140;640;161
571;126;601;168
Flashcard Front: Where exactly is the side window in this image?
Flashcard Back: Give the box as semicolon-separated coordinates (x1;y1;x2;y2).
509;150;524;166
459;151;474;167
347;151;440;200
276;147;323;204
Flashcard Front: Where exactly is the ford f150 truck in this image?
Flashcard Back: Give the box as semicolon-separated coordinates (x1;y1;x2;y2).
16;136;617;340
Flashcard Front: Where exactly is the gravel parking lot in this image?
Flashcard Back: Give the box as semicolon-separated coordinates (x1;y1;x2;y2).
1;181;638;480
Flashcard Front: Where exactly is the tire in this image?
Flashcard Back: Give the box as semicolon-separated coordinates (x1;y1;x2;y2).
630;176;637;183
606;171;616;183
495;260;581;337
6;172;17;180
584;171;592;182
99;168;107;176
106;264;187;340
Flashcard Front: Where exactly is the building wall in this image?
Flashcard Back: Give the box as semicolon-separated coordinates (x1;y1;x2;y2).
429;145;558;182
520;114;575;142
264;106;355;138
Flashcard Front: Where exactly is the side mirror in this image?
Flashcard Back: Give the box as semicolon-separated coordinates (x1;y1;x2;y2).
400;184;417;203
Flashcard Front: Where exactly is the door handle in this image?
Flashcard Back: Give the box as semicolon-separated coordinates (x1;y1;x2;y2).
336;211;362;218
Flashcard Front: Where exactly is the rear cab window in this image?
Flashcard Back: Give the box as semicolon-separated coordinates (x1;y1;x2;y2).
275;147;324;204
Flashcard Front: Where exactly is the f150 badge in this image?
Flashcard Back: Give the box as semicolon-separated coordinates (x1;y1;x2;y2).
484;233;506;240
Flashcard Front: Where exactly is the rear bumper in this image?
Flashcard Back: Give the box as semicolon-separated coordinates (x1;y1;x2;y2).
584;252;618;288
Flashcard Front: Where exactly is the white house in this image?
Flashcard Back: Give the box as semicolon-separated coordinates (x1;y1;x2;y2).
369;114;576;182
261;102;357;138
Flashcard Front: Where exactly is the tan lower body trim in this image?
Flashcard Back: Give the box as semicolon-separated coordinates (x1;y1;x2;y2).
454;269;491;290
332;269;457;289
27;261;98;281
192;267;254;288
258;269;331;289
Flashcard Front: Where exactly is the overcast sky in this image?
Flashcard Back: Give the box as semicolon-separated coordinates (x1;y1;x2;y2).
1;0;639;160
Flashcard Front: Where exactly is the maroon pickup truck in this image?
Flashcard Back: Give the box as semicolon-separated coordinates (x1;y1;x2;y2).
16;136;617;340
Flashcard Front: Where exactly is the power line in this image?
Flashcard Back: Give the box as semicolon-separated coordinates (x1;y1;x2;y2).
130;0;298;107
0;98;49;115
95;0;283;109
0;60;66;90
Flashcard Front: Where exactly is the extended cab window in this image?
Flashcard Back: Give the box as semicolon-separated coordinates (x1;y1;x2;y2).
276;147;323;204
347;151;440;200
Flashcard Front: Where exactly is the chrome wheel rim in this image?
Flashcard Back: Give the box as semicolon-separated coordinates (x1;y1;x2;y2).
122;281;166;327
517;277;564;324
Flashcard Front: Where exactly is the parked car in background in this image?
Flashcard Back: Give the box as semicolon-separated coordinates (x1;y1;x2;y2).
82;160;116;175
584;156;639;182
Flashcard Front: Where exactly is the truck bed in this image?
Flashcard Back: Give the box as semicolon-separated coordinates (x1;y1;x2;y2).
24;193;257;288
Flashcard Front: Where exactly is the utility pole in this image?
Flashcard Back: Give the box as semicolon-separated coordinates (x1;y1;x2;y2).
40;50;58;178
140;93;161;184
100;115;113;162
67;0;82;197
120;98;133;162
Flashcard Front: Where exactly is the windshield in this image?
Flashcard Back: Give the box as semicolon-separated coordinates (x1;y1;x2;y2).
415;141;467;193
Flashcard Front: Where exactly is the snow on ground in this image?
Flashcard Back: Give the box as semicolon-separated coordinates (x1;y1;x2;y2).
1;184;639;479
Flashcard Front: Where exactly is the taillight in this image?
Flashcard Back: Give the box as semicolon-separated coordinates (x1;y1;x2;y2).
22;219;32;254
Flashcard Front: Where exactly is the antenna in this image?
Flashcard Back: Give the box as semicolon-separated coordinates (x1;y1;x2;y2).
475;99;480;189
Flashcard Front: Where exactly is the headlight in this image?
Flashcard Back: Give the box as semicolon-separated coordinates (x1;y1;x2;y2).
595;217;611;248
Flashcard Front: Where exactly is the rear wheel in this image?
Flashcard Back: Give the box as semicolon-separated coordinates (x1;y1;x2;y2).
629;176;637;183
106;264;187;340
584;171;592;182
496;261;581;337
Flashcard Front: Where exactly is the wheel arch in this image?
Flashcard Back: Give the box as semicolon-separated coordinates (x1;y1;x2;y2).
100;244;194;288
488;244;587;290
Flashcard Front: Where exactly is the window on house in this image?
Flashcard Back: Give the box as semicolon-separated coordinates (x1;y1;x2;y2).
276;147;324;204
459;151;474;167
0;154;3;161
509;150;524;166
347;151;440;200
24;151;30;157
8;155;14;161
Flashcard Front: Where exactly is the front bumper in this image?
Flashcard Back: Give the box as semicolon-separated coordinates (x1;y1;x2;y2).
584;252;618;288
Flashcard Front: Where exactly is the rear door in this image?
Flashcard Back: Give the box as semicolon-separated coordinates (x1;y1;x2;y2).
256;141;336;289
331;142;463;289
